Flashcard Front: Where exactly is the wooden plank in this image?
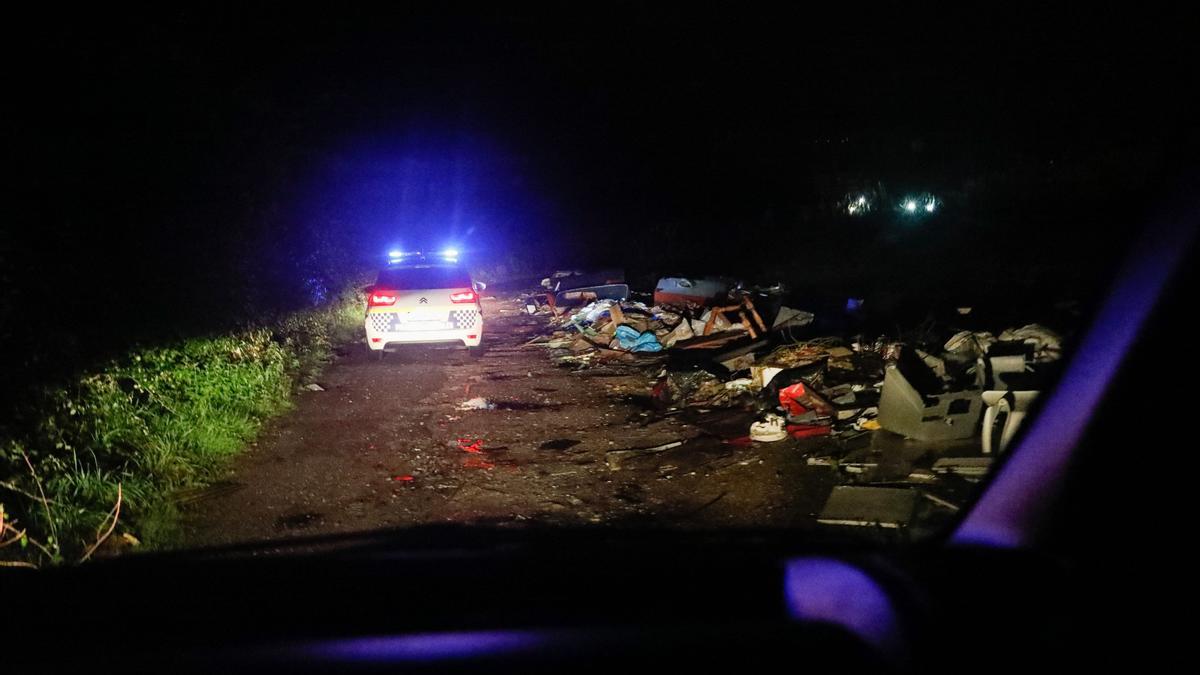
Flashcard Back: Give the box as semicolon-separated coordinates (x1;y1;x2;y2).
609;303;625;325
739;310;758;339
743;298;768;332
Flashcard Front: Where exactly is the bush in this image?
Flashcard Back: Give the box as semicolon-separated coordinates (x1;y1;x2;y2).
0;287;364;565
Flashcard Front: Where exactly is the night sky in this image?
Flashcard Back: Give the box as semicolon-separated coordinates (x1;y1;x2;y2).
5;5;1195;383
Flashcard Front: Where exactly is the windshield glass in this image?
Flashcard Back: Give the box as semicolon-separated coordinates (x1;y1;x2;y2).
376;267;473;289
2;7;1188;566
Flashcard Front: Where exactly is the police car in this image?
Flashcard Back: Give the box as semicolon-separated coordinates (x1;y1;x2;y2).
365;250;484;356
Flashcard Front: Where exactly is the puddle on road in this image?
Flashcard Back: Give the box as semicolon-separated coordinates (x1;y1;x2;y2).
490;400;563;411
275;512;323;530
483;373;526;381
614;483;646;504
538;438;581;451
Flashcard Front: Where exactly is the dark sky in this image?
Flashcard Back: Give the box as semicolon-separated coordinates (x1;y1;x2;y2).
5;4;1196;372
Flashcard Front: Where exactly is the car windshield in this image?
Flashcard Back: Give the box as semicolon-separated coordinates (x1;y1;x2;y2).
376;267;473;289
2;7;1188;568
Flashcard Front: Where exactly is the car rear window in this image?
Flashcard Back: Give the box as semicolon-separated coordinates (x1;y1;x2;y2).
375;266;472;289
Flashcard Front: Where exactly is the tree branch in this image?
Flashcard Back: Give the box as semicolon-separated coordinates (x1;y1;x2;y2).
0;479;57;504
80;483;121;563
21;449;57;545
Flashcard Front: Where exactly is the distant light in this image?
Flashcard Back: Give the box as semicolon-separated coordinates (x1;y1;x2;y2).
903;200;917;213
442;248;459;259
857;196;867;205
388;249;403;258
847;194;870;216
924;201;936;213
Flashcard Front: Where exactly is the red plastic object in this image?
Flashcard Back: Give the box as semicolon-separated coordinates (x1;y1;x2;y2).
779;383;810;416
778;382;835;416
787;424;831;439
457;438;485;454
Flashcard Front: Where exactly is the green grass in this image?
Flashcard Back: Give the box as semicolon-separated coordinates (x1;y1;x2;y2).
0;286;365;565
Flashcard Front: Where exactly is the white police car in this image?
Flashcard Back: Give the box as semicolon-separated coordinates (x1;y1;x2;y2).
365;252;484;356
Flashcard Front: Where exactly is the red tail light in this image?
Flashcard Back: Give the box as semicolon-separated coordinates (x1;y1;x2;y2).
449;289;477;303
368;289;398;307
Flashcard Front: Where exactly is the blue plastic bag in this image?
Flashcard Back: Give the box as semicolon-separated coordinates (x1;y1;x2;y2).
614;325;663;352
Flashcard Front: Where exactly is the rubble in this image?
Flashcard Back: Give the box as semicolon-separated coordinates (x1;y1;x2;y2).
518;272;1072;524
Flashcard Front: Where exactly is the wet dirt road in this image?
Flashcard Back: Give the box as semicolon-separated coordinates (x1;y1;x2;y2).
179;296;844;550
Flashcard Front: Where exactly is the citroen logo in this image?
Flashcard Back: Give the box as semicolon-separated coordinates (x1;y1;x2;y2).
419;297;428;304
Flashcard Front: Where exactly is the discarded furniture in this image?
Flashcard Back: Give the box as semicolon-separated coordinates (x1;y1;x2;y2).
554;284;629;307
976;345;1044;454
981;390;1041;454
701;296;768;339
653;277;729;307
877;362;983;442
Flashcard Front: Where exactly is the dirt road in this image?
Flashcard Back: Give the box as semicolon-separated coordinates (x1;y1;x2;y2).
178;295;842;550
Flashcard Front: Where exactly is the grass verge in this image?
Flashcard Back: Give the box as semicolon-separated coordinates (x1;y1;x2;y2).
0;286;364;565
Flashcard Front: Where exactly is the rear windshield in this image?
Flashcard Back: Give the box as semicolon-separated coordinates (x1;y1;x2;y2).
375;266;472;289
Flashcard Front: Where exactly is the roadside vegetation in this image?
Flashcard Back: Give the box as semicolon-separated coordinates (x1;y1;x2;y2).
0;287;365;567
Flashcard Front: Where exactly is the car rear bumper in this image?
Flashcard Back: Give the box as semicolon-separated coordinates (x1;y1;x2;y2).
365;311;483;349
367;329;482;349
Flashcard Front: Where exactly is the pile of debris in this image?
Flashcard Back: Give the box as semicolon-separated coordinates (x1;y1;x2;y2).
525;271;1065;474
523;273;805;366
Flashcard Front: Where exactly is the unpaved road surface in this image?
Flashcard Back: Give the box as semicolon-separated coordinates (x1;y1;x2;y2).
178;296;849;550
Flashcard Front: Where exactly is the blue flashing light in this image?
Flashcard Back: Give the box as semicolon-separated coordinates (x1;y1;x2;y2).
441;248;460;259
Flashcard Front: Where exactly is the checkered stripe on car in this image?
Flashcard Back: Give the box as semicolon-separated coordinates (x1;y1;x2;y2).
452;309;480;330
369;313;395;332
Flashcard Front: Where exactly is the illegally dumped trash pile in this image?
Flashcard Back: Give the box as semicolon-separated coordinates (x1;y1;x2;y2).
518;272;1072;532
523;273;800;363
525;273;1066;460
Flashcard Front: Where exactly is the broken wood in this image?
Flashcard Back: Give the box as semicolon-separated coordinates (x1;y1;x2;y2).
608;303;625;325
738;310;758;339
743;297;768;333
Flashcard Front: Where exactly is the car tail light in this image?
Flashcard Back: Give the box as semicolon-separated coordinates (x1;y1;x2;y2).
450;289;477;303
368;289;398;307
